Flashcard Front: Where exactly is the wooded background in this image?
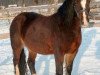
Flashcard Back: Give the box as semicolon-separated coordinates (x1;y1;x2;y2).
0;0;100;20
0;0;63;7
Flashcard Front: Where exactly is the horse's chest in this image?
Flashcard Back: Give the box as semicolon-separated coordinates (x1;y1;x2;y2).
56;30;79;42
52;30;81;52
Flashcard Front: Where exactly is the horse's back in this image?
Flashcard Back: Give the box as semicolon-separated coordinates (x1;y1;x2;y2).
10;12;39;37
10;12;40;48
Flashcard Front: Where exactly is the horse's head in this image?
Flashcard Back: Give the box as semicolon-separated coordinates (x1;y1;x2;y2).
74;0;89;26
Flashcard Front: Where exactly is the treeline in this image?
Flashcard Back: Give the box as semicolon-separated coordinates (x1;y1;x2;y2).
0;0;64;7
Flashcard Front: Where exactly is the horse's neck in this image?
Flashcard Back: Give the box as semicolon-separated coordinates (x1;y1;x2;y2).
57;0;75;25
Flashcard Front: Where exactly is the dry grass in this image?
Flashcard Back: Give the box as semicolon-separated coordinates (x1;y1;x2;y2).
0;33;9;40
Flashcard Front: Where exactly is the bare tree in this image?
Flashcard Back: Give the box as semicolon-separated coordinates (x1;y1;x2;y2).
22;0;25;7
33;0;38;5
86;0;91;22
54;0;59;11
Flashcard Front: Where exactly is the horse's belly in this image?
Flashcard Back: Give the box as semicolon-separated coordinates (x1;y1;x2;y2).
25;41;54;55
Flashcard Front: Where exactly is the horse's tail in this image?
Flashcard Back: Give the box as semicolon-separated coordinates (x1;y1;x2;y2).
19;48;27;75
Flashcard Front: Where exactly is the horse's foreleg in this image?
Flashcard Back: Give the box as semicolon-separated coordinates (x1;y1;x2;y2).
54;50;64;75
28;51;37;75
64;50;78;75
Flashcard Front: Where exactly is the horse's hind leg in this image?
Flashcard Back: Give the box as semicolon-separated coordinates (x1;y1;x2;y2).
28;51;37;75
19;49;27;75
10;36;26;75
12;46;26;75
11;41;22;75
64;50;78;75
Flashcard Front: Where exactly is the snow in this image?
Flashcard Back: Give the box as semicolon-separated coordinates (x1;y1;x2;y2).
72;27;100;75
0;27;100;75
0;20;10;34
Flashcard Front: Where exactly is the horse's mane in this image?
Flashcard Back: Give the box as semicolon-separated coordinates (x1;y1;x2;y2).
57;0;76;25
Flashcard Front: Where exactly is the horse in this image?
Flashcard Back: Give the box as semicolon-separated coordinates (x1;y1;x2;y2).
10;0;86;75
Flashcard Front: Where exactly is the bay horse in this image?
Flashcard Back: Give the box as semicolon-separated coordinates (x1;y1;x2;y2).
10;0;84;75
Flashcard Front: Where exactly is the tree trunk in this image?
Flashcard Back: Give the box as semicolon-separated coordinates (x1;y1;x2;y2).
86;0;91;22
22;0;25;7
54;0;59;11
33;0;38;5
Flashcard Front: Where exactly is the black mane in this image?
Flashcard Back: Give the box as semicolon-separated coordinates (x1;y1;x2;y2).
57;0;76;25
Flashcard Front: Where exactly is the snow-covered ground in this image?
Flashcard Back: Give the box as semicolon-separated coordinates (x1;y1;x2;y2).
0;20;11;34
0;27;100;75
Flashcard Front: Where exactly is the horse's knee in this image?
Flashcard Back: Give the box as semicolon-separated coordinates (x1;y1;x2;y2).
56;64;63;75
28;58;36;74
28;58;35;65
27;53;36;70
